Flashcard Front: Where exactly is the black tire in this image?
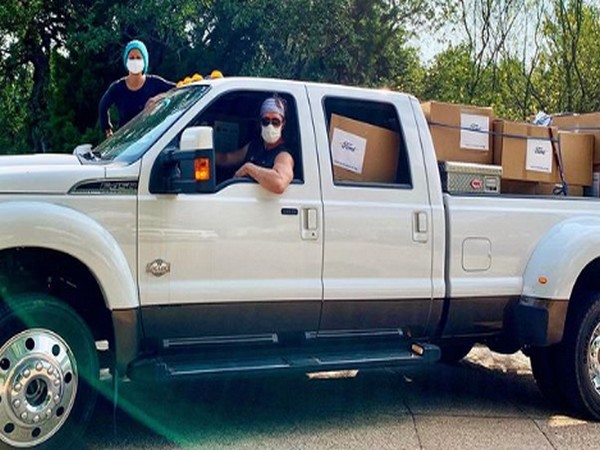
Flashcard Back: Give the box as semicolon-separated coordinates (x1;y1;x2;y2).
560;292;600;420
439;342;474;364
0;294;99;449
529;345;568;407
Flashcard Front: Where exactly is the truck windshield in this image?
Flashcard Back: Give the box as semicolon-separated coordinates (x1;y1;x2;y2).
95;85;209;163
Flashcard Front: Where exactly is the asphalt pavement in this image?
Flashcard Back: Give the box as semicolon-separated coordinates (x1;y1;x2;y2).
81;347;600;449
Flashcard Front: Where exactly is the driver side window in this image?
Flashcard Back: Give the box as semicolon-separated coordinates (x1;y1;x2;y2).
188;90;303;188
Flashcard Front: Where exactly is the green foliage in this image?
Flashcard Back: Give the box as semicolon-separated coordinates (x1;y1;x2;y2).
1;0;431;153
202;0;430;86
420;45;544;120
421;45;475;103
0;70;32;154
420;0;600;120
1;0;600;155
536;0;600;113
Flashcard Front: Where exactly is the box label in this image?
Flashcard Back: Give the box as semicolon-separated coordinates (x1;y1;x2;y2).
331;128;367;174
460;113;490;151
526;139;553;173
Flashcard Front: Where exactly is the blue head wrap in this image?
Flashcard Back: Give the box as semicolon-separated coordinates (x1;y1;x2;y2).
123;40;149;73
260;97;286;118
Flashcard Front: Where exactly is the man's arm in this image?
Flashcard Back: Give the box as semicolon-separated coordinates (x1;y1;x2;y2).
215;144;249;168
234;152;294;194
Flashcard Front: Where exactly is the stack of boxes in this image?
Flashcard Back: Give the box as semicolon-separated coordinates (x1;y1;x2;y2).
553;113;600;196
422;101;598;197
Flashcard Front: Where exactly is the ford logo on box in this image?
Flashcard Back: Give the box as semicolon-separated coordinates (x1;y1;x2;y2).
341;140;356;152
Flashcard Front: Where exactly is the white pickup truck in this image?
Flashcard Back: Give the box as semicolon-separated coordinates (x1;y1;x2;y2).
1;77;600;448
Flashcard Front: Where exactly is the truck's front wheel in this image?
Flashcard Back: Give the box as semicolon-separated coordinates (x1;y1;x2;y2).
560;292;600;420
0;295;98;449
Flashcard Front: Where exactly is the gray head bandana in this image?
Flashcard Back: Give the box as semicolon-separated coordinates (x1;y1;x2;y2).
260;97;285;118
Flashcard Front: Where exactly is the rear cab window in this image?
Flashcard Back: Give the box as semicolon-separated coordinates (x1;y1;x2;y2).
323;97;412;189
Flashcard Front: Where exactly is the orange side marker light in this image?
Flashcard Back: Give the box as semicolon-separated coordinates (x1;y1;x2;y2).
194;158;210;181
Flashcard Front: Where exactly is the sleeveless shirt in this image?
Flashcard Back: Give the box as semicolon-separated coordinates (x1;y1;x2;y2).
244;140;290;169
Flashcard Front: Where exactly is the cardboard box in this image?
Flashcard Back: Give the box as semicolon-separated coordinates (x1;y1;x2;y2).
493;120;560;184
328;114;400;184
552;113;600;164
571;185;585;197
421;101;494;164
558;131;593;186
501;180;538;195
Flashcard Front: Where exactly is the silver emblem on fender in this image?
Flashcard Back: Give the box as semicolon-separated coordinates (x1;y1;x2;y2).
146;259;171;277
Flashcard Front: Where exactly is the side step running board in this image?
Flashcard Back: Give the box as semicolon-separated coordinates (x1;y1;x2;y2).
128;342;440;383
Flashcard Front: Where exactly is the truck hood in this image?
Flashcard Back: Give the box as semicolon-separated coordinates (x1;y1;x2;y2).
0;153;106;194
0;154;81;167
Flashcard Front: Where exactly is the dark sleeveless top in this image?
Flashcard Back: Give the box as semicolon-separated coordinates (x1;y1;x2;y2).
244;140;290;169
98;75;175;131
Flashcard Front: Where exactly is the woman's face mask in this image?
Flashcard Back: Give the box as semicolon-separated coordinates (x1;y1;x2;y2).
127;59;145;74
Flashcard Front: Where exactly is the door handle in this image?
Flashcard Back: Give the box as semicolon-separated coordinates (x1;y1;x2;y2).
412;211;428;243
301;208;319;240
281;207;299;216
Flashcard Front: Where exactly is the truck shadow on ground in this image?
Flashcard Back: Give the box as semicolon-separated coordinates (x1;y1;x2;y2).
84;358;563;449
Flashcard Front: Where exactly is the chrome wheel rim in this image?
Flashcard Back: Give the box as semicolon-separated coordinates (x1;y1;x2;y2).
588;323;600;396
0;329;78;448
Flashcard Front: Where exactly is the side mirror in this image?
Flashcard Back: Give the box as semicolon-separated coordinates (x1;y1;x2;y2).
180;126;214;152
149;126;216;194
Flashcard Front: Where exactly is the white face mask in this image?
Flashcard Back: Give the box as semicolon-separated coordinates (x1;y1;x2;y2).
261;125;282;144
127;59;145;74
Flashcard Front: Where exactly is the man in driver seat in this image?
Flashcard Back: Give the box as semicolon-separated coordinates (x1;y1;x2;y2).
215;96;294;194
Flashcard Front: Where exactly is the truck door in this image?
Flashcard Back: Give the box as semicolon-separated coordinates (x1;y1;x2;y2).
137;81;323;343
306;86;434;338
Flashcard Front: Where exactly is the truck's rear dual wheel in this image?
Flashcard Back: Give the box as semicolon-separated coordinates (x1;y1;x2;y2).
559;292;600;419
0;295;98;449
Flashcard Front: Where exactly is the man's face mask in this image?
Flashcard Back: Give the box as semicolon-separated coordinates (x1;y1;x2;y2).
127;59;145;74
261;116;283;144
261;125;282;144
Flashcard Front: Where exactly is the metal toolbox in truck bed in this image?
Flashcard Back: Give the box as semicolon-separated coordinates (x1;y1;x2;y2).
438;161;502;195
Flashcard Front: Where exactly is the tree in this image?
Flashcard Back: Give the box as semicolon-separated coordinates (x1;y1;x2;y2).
537;0;600;113
0;0;97;152
427;0;536;103
0;67;31;154
0;0;434;154
202;0;430;86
